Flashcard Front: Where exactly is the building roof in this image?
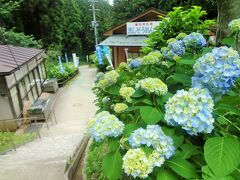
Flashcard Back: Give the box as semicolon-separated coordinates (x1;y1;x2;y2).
0;45;44;75
99;35;148;47
104;7;166;36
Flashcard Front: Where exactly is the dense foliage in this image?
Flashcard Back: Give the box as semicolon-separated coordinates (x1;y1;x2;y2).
85;14;240;179
142;6;215;53
112;0;217;25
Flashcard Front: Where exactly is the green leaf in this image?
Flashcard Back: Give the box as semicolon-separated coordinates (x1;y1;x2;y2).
123;123;141;137
157;168;178;180
180;144;200;159
216;115;229;125
167;156;198;179
162;127;184;148
108;139;119;151
142;146;154;157
221;37;236;47
108;85;120;95
216;104;240;116
162;92;173;103
204;137;240;177
142;98;153;105
132;89;146;98
202;47;213;55
178;55;196;65
140;106;163;124
102;150;123;180
125;106;140;112
171;73;191;86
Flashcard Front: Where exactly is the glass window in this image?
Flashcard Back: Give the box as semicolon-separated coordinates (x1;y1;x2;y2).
34;69;42;95
10;87;21;117
128;53;139;59
32;86;38;100
24;76;31;92
28;90;34;104
41;63;47;79
19;80;28;99
29;72;35;88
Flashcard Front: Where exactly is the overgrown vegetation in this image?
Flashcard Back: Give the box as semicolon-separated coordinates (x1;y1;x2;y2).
86;7;240;180
142;6;215;53
0;132;36;153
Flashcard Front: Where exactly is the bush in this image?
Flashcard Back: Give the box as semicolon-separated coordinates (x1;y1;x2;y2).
86;13;240;180
142;6;215;53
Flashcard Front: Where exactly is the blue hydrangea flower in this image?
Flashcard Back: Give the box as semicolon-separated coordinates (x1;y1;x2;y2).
162;40;185;60
183;32;207;50
165;87;215;135
129;125;175;159
192;46;240;94
90;111;125;142
128;59;142;68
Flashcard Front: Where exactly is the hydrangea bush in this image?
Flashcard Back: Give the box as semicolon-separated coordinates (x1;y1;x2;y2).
87;16;240;180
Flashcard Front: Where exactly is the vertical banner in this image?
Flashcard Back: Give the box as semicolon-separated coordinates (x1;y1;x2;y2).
65;53;69;63
72;53;79;67
95;45;104;65
58;56;65;73
102;46;114;68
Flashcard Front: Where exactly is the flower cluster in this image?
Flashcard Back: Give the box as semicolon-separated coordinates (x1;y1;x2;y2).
192;46;240;94
119;86;135;102
142;51;162;65
114;103;128;113
162;40;185;61
118;62;131;72
128;58;142;68
95;72;104;82
123;148;153;179
124;125;175;178
135;78;168;96
129;125;175;159
165;87;214;135
97;70;119;89
90;111;124;142
183;32;207;50
228;18;240;33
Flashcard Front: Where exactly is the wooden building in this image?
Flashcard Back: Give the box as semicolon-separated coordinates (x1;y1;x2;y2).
0;45;46;122
100;8;165;67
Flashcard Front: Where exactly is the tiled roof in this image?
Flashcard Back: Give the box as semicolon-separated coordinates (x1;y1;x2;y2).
0;45;44;75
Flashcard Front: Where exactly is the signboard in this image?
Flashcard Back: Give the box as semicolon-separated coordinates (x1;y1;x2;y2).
127;21;160;35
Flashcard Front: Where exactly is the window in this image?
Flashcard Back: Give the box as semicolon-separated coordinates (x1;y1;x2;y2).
10;87;21;117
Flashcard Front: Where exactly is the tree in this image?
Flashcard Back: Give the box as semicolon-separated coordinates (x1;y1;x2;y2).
216;0;240;41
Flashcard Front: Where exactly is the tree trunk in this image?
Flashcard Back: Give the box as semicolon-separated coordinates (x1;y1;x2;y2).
216;0;240;41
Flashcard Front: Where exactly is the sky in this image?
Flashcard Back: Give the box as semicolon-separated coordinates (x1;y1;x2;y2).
109;0;113;5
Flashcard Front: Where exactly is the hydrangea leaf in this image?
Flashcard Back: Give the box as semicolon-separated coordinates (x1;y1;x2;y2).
157;168;178;180
132;89;146;98
171;73;191;86
108;85;120;95
140;106;163;125
178;55;196;65
102;150;123;180
179;144;200;159
167;156;198;179
108;139;120;151
202;47;213;55
123;123;141;137
204;137;240;177
221;37;236;47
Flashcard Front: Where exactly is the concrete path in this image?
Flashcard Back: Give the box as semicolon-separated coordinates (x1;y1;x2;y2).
0;66;97;180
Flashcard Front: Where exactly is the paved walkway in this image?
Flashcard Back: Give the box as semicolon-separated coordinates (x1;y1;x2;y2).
0;66;97;180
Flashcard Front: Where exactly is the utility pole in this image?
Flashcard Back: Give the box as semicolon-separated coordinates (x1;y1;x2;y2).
89;0;99;46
